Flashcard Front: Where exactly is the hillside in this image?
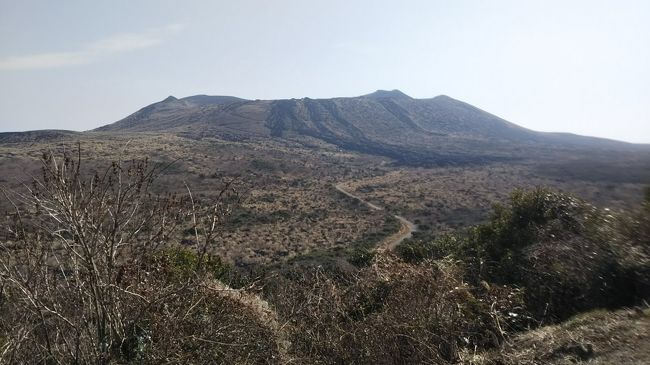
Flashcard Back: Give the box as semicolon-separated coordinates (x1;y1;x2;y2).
93;90;648;166
2;156;648;363
1;90;649;364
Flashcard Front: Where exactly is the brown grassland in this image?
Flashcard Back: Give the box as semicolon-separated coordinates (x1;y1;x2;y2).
0;132;649;364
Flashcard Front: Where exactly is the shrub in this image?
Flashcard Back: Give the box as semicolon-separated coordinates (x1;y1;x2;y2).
396;233;459;263
397;187;649;323
267;254;525;363
347;247;376;267
466;188;645;321
154;246;233;284
615;185;650;301
0;148;276;364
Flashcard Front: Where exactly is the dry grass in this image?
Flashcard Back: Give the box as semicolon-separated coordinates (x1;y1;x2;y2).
338;165;645;233
2;133;643;268
463;308;650;365
0;140;648;363
0;134;388;267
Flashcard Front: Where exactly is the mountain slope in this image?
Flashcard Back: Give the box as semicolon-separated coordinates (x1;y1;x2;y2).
93;90;647;165
96;90;536;140
95;95;250;133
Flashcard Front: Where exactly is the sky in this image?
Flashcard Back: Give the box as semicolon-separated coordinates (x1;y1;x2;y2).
0;0;649;143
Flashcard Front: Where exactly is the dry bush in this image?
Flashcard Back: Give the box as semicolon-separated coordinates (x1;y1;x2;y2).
109;255;281;364
0;148;278;364
466;307;650;365
268;254;525;364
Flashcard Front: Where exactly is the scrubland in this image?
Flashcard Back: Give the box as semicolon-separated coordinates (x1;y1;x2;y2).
0;136;648;363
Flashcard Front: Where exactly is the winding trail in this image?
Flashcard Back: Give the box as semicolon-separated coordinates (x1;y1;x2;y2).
334;183;416;251
211;182;416;363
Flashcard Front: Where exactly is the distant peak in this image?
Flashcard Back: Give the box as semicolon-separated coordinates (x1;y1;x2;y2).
364;89;412;99
432;95;455;102
162;95;178;102
180;95;245;104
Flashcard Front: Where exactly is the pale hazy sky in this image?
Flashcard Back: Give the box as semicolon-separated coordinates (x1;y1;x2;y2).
1;0;649;142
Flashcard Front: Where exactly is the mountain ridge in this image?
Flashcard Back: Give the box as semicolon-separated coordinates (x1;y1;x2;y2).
92;90;649;165
2;90;648;166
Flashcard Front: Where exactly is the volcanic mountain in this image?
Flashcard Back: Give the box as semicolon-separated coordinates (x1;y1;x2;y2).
94;90;645;165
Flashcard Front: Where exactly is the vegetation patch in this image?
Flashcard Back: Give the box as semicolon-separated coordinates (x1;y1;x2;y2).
397;187;650;323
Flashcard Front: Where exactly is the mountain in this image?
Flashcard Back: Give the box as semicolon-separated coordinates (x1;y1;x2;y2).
95;95;248;134
94;90;646;166
96;90;533;141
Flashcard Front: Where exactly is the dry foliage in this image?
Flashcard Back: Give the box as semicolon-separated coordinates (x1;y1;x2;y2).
0;148;279;364
465;308;650;365
0;146;648;364
267;254;526;364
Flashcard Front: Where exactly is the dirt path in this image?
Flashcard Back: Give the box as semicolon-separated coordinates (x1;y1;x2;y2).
334;183;416;251
211;182;416;363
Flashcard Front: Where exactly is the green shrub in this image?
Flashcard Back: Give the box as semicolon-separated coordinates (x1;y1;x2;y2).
459;187;643;321
396;233;459;263
398;187;649;323
347;247;376;267
154;247;239;285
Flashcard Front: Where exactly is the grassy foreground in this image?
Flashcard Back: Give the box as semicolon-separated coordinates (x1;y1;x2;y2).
1;151;648;364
